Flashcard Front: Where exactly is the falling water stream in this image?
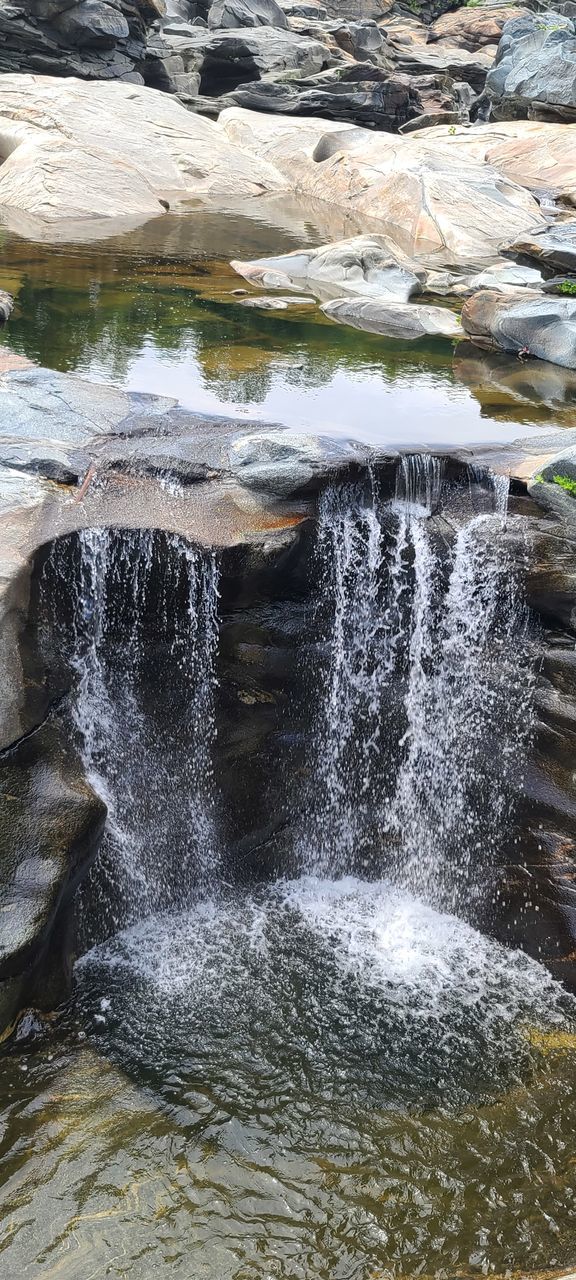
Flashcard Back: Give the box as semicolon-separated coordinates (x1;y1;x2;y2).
10;462;576;1278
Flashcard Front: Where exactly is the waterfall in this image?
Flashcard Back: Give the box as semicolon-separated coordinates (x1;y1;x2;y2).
43;528;220;940
302;458;536;914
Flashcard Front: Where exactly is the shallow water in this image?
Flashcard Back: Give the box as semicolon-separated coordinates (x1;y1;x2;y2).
2;878;576;1278
1;212;575;453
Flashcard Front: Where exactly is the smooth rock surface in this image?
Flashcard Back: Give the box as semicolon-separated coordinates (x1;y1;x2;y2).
231;236;425;301
208;0;288;28
462;287;576;368
218;108;547;269
0;75;286;228
505;223;576;272
428;6;528;51
321;296;463;339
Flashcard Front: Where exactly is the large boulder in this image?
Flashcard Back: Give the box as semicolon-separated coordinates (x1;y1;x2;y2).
461;288;576;368
231;235;425;300
321;296;463;339
218;108;547;270
150;23;329;93
207;0;288;28
487;10;576;122
0;75;286;230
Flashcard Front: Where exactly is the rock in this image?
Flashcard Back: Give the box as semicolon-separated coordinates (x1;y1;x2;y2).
226;65;422;130
331;19;384;62
0;0;163;82
505;223;576;272
280;0;327;16
461;287;576;368
321;296;463;339
237;293;316;305
392;41;494;93
409;120;576;205
542;275;576;294
0;75;286;230
228;429;368;494
428;6;528;52
231;235;425;301
218;108;547;270
0;292;13;325
161;24;329;92
399;109;460;133
487;10;576;122
466;261;544;292
207;0;288;29
53;1;130;47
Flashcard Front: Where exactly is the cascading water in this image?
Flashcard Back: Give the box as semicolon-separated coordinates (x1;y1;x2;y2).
42;527;220;941
301;457;537;914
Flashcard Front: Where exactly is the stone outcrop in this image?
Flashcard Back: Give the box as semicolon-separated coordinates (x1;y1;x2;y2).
505;223;576;271
0;0;165;83
0;75;286;231
321;296;463;339
428;6;527;52
461;288;576;369
207;0;288;29
487;10;576;122
225;65;424;131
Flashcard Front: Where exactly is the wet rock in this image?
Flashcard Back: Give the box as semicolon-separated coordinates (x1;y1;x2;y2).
207;0;288;28
461;287;576;369
228;429;368;494
321;296;463;339
237;293;316;306
487;10;576;122
505;223;576;273
0;721;106;1034
0;75;286;229
231;236;425;302
0;292;13;325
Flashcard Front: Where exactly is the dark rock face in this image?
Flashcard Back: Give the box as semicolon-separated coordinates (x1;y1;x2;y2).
0;0;164;81
207;0;288;29
226;64;422;129
487;10;576;122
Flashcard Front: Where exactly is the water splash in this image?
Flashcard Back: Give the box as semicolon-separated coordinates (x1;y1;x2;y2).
43;528;220;940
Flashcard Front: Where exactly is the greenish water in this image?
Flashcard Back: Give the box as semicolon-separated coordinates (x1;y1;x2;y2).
1;215;575;454
1;210;576;1280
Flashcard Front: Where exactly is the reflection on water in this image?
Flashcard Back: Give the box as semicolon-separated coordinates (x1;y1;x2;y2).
2;879;576;1278
0;216;574;453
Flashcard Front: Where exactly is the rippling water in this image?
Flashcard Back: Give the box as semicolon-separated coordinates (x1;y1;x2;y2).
2;877;576;1278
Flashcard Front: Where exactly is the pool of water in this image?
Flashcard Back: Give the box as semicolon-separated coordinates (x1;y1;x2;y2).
1;210;575;455
2;877;576;1278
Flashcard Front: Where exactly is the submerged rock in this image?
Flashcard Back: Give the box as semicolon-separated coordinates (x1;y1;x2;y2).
0;291;13;325
462;288;576;369
321;296;463;339
231;236;425;302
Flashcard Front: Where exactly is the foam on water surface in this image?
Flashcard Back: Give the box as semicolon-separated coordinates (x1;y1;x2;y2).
76;876;575;1113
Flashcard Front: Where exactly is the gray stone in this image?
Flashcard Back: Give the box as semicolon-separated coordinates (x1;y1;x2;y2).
228;429;367;494
505;224;576;273
231;236;425;302
321;296;464;339
53;0;130;47
0;291;13;325
227;64;422;130
207;0;288;29
462;287;576;369
487;10;576;122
